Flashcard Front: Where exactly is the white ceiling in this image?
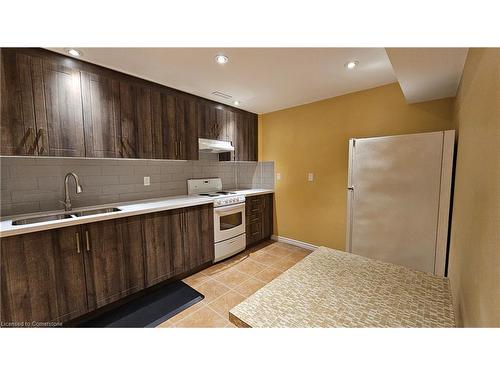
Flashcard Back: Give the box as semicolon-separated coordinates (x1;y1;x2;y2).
48;48;397;114
48;47;469;112
386;48;468;103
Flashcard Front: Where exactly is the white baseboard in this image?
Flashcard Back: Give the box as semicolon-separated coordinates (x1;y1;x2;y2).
271;235;319;251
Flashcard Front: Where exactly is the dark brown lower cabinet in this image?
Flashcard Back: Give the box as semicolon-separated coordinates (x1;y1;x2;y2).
142;204;214;287
1;204;215;325
262;194;273;239
142;209;179;286
82;216;145;310
246;193;274;247
184;204;215;269
0;226;88;325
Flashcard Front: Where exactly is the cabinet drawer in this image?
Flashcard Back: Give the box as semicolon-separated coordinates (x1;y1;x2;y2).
247;220;262;241
246;211;260;222
247;196;263;212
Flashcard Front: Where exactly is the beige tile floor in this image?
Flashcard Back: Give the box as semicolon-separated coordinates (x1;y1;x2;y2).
157;240;311;328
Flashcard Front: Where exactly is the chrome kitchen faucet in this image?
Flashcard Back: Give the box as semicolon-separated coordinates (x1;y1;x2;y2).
60;172;83;211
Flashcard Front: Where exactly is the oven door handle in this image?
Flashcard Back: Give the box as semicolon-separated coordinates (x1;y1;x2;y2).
214;202;246;214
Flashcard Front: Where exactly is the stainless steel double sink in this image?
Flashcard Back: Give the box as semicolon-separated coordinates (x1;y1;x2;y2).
12;207;121;226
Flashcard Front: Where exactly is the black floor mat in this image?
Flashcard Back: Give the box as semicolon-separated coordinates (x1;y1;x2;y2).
79;281;204;328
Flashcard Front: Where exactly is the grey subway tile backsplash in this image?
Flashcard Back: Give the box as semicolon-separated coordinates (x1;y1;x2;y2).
0;156;274;217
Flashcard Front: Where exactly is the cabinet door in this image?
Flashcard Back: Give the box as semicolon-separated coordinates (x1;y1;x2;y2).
0;226;88;324
169;208;187;276
224;109;235;144
214;106;225;141
83;216;145;309
205;102;219;139
151;90;175;159
39;59;86;156
0;51;38;155
219;110;235;161
235;112;249;161
184;204;215;270
197;101;210;139
247;114;258;161
262;194;274;239
81;72;121;158
142;210;175;286
198;102;224;141
176;96;199;160
119;82;153;159
152;90;177;159
136;86;154;159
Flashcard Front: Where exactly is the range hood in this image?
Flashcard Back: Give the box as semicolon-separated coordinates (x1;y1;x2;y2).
198;138;234;153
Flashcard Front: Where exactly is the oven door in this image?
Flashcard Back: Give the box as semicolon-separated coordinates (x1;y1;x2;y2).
214;203;246;243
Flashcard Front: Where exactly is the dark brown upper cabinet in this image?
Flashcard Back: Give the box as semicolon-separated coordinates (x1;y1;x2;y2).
235;112;250;161
119;82;154;159
0;50;86;157
151;89;176;159
247;113;258;161
81;72;121;158
201;103;258;162
0;51;38;155
40;60;86;157
176;95;199;160
151;91;198;160
198;101;224;141
0;48;257;161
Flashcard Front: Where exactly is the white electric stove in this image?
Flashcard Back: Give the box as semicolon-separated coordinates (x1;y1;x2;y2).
187;178;246;262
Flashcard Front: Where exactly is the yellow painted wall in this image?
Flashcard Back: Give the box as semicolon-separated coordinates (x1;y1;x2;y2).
259;82;454;250
448;48;500;327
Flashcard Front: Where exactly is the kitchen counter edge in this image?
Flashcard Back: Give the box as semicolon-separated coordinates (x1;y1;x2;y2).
0;189;274;238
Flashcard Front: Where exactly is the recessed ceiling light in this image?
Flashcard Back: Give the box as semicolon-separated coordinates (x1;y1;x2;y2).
215;55;229;64
66;48;82;57
233;100;240;106
345;60;359;70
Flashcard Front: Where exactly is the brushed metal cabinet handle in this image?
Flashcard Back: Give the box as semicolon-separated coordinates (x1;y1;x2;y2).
75;232;81;254
24;127;35;154
85;230;90;252
38;129;45;154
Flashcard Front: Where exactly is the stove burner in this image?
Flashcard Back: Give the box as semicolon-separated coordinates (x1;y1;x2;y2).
216;191;236;195
199;193;219;197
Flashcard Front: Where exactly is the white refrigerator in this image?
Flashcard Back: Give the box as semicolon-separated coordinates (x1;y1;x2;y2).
346;130;455;276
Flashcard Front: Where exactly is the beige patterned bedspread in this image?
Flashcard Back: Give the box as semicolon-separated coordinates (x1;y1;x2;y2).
229;247;455;328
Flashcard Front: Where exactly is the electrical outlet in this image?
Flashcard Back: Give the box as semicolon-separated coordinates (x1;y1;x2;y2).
144;176;150;186
308;172;314;182
276;173;281;181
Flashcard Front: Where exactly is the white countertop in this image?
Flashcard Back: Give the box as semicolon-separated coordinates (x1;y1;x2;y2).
0;189;274;238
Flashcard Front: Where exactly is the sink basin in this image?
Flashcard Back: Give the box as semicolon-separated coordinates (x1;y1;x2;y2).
73;207;121;217
12;214;74;226
11;207;121;226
